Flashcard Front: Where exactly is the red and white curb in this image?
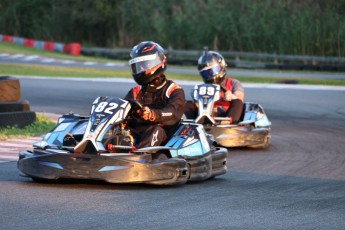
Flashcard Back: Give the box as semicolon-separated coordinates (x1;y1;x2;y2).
0;113;58;163
0;53;125;68
0;137;42;163
0;34;80;56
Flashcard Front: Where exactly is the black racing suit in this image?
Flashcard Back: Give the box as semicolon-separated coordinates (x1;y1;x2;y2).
124;79;185;148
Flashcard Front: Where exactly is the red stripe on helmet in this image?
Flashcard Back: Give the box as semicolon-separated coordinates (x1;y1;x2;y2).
142;44;157;53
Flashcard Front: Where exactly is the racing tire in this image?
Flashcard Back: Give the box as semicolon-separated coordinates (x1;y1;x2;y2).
31;177;55;183
0;111;36;129
0;100;30;112
0;76;21;102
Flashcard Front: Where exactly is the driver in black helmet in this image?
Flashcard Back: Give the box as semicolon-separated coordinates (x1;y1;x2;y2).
124;41;185;149
185;49;245;124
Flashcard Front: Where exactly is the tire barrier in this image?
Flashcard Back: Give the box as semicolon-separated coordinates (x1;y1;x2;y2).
0;100;30;112
0;111;36;129
0;34;80;56
0;76;36;129
0;76;20;102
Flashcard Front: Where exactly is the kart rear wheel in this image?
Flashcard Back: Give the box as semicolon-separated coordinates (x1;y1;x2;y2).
31;177;54;183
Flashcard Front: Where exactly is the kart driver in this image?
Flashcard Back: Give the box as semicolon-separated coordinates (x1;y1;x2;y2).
184;49;245;124
124;41;185;149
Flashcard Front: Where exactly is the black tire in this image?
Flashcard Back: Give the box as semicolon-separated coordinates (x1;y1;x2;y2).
0;111;36;129
32;177;54;183
0;76;20;102
0;100;30;112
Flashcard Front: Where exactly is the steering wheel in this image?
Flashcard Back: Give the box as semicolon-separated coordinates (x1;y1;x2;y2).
126;99;144;119
126;99;153;124
128;99;143;110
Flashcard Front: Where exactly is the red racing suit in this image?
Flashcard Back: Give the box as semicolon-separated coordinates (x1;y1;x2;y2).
214;77;233;112
213;77;244;122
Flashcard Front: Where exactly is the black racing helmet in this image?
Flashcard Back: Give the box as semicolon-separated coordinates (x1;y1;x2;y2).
197;49;227;84
129;41;167;86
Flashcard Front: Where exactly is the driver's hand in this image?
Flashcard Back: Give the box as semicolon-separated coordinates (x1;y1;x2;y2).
140;106;156;121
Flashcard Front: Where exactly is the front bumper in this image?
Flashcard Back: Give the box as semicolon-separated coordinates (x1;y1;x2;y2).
17;150;189;185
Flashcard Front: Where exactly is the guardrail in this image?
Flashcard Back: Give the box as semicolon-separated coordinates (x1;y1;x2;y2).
81;47;345;72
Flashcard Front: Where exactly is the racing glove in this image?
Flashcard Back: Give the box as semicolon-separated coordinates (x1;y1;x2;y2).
140;106;156;122
63;133;76;146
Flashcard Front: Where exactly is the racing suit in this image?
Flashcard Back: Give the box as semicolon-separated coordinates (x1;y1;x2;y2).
184;77;244;123
124;79;185;148
216;78;244;122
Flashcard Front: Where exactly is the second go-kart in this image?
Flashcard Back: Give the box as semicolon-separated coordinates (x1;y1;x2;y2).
185;83;272;148
17;96;228;185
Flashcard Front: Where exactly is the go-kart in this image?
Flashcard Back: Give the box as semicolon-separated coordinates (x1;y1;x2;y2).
17;96;228;185
184;83;271;148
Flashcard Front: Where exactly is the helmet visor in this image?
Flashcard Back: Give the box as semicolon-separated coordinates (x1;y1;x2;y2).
129;53;162;75
199;65;221;81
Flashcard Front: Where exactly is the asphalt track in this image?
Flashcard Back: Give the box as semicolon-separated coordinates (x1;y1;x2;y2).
1;77;345;229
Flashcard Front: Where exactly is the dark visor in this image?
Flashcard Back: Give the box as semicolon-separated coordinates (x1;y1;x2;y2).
199;65;221;80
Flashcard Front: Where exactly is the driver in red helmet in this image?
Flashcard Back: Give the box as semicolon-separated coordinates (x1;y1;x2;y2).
185;49;245;124
124;41;185;149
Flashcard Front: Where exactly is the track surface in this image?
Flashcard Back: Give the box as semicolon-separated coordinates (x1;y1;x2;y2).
1;77;345;229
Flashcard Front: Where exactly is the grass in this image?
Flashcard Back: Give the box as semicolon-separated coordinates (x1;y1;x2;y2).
1;63;345;86
0;113;56;140
1;42;345;86
0;41;114;63
0;63;128;78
